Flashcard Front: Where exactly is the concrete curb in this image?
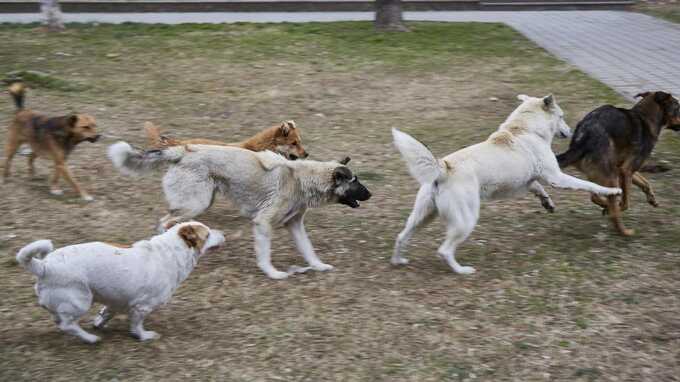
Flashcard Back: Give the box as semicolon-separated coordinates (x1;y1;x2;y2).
0;1;633;13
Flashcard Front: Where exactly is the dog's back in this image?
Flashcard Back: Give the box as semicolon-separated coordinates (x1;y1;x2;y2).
557;105;652;172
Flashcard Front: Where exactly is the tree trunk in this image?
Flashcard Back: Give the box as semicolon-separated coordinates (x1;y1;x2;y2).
41;0;65;31
374;0;409;32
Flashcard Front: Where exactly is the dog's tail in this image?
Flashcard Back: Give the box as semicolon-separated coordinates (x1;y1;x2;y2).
16;240;52;277
392;128;445;185
108;141;185;176
8;81;25;110
144;121;181;149
555;146;585;168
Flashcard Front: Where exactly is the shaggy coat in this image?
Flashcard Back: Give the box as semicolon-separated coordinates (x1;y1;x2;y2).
392;95;622;274
16;222;225;343
108;143;371;279
557;91;680;236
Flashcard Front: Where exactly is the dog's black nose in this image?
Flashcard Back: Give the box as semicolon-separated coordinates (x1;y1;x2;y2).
302;152;309;159
289;154;298;161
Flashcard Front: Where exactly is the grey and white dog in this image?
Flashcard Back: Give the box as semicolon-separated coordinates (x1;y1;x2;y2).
108;142;371;279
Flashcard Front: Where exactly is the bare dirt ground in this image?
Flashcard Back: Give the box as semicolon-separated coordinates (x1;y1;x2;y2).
1;22;679;381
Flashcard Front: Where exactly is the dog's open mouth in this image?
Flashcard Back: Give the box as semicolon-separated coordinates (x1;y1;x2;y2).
339;197;360;208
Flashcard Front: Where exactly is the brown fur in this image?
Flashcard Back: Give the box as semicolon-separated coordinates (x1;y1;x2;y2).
178;224;210;250
3;83;100;199
489;131;514;146
144;120;309;160
568;92;680;236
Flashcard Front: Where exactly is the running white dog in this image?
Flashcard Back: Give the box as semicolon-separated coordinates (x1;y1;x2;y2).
392;94;622;274
16;221;225;344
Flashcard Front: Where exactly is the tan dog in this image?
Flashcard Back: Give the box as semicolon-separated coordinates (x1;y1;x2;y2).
3;82;100;200
145;120;309;160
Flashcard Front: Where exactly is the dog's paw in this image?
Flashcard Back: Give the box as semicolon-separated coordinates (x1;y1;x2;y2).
81;194;94;202
454;266;476;275
50;189;64;196
311;263;334;272
267;270;289;280
648;198;659;208
134;330;160;342
390;256;410;266
606;187;623;195
81;334;101;344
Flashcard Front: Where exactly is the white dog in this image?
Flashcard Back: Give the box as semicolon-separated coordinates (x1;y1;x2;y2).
108;143;371;280
16;221;225;343
392;94;622;274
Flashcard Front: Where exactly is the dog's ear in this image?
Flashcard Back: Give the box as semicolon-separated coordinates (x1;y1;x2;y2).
333;166;353;184
517;94;530;102
67;114;78;127
277;121;292;137
339;156;351;165
635;91;651;99
542;94;554;109
178;225;202;249
655;92;672;104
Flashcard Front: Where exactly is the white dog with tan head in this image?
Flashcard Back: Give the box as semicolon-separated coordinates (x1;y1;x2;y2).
16;221;225;344
392;94;622;274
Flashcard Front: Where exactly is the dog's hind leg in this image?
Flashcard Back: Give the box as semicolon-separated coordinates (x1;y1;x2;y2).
129;306;159;341
632;172;659;207
286;214;333;272
2;129;20;180
253;219;289;280
159;166;214;231
436;192;479;275
529;181;554;213
607;194;634;236
93;306;115;329
619;171;633;212
49;289;99;343
392;184;437;266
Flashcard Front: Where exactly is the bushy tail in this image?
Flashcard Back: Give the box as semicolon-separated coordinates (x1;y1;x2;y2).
16;240;52;277
144;121;181;149
392;128;445;185
8;81;25;110
556;146;585;168
108;141;185;176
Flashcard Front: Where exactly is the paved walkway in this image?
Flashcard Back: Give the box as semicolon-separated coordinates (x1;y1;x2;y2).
2;11;679;100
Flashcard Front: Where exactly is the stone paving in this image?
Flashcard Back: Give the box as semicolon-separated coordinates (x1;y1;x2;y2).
2;11;679;100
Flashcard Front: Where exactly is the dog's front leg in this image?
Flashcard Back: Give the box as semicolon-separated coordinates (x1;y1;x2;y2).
253;221;289;280
632;172;659;207
286;215;333;272
542;170;621;196
56;163;93;201
129;306;159;341
528;181;555;213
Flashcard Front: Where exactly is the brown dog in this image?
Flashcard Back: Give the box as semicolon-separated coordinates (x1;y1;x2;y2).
557;91;680;235
144;120;309;160
3;82;101;201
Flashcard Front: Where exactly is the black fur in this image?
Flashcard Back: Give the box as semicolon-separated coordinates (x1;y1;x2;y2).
557;93;679;173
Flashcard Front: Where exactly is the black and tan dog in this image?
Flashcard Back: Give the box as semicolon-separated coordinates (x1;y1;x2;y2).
3;82;101;200
557;91;680;236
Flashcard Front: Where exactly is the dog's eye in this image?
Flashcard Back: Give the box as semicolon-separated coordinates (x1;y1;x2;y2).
292;142;298;146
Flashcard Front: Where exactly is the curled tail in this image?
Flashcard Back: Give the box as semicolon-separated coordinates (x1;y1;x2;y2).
108;141;185;176
144;121;181;149
8;81;25;110
16;240;53;277
392;128;445;185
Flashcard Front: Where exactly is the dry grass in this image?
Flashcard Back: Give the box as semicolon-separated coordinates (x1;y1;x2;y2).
1;22;679;381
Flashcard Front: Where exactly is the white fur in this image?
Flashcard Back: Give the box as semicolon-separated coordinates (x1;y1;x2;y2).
392;94;622;274
109;143;361;280
16;222;225;343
